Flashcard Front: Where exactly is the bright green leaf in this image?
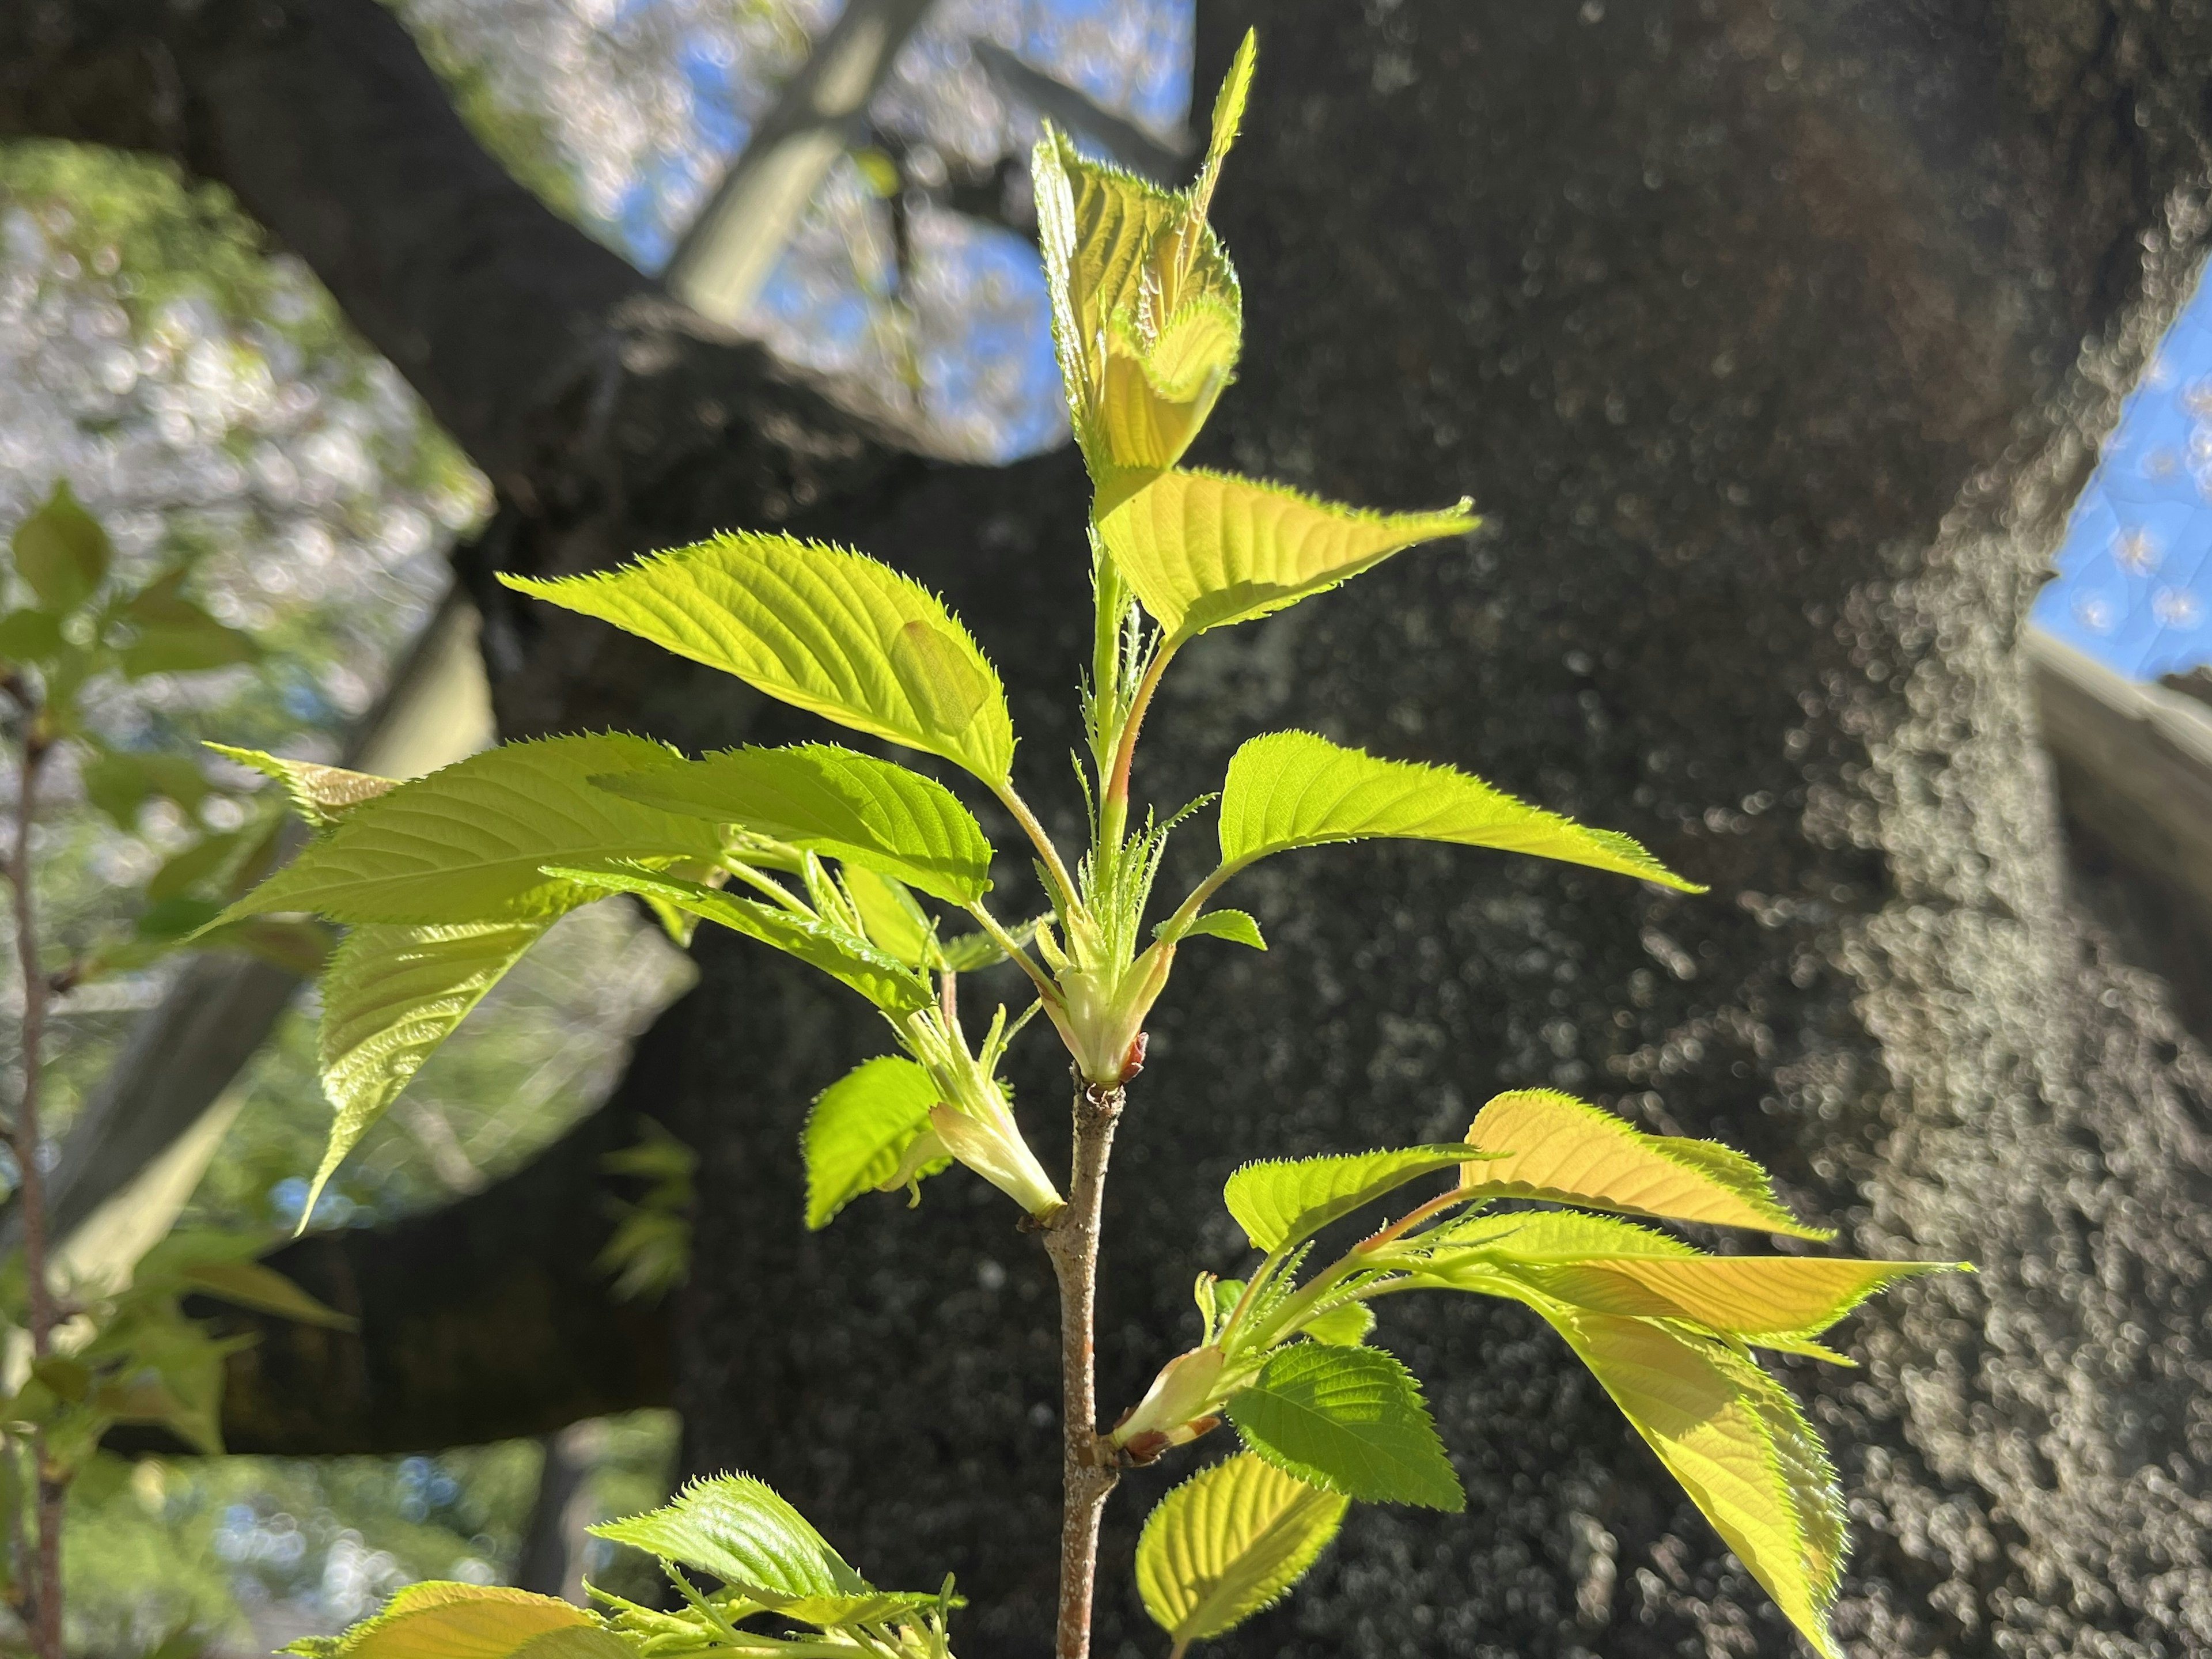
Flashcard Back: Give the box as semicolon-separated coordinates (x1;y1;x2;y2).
594;743;992;905
1461;1090;1831;1239
501;537;1016;786
1228;1343;1460;1510
207;743;398;827
10;481;110;612
1416;1209;1698;1262
310;921;549;1220
215;735;720;925
279;1582;622;1659
840;864;937;966
1536;1304;1847;1658
590;1473;870;1602
1217;732;1700;891
1224;1145;1484;1253
1169;908;1265;949
1136;1450;1347;1647
803;1056;944;1229
1298;1301;1375;1347
1100;470;1475;643
546;862;932;1017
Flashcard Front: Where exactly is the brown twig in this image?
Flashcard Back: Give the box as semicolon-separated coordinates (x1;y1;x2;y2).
1038;1075;1124;1659
5;696;62;1659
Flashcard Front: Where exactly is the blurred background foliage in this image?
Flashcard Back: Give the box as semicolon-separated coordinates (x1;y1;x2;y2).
0;0;1195;1651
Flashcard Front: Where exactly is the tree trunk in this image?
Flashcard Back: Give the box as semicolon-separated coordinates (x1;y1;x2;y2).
13;0;2212;1653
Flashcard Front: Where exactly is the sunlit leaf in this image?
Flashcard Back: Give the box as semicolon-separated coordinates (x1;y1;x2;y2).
1226;1343;1461;1510
545;862;932;1017
207;743;398;827
308;921;549;1221
1461;1090;1830;1238
1533;1303;1847;1658
278;1582;626;1659
1168;908;1265;950
591;1473;870;1602
803;1056;944;1229
214;735;720;925
501;536;1015;786
840;865;937;966
594;743;992;905
1216;732;1699;891
1224;1145;1484;1253
1101;470;1475;643
1298;1301;1375;1347
1136;1450;1347;1647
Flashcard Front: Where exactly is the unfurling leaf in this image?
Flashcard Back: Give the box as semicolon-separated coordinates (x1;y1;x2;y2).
1224;1145;1484;1253
1298;1301;1376;1347
804;1056;944;1229
1100;470;1475;643
1461;1090;1830;1239
501;536;1016;786
1216;731;1700;891
1226;1343;1461;1510
214;735;719;926
591;1473;870;1603
277;1582;627;1659
310;921;548;1221
545;863;932;1017
207;743;398;827
841;864;937;966
1537;1306;1849;1658
10;480;111;612
595;743;993;905
1136;1450;1347;1648
1168;908;1266;950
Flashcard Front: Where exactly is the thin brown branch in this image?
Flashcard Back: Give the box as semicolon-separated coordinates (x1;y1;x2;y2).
1038;1076;1124;1659
7;708;62;1659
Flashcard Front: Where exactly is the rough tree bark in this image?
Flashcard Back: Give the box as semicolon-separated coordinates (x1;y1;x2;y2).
10;1;2212;1653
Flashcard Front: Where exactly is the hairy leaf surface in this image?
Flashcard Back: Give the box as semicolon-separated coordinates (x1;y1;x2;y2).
593;743;992;905
1462;1090;1830;1238
591;1474;869;1601
312;922;548;1218
1137;1452;1347;1645
216;736;717;925
803;1056;944;1229
1170;908;1266;949
1226;1344;1461;1510
1298;1301;1376;1347
1217;732;1698;891
1224;1145;1484;1252
502;537;1014;785
1505;1255;1944;1357
546;863;931;1016
1100;471;1474;643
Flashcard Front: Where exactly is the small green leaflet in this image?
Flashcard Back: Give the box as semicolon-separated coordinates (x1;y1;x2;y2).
1298;1301;1375;1347
310;921;549;1222
1226;1343;1461;1510
207;743;397;827
803;1056;944;1229
277;1582;628;1659
10;480;110;612
213;735;721;926
592;1473;870;1603
1100;469;1476;643
1216;732;1700;891
1224;1145;1485;1253
1136;1450;1347;1649
1461;1090;1830;1239
1538;1306;1848;1658
840;864;938;966
546;863;932;1017
592;743;993;906
500;536;1016;786
133;1234;354;1331
1168;908;1266;949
